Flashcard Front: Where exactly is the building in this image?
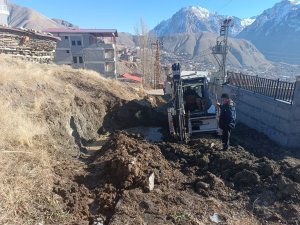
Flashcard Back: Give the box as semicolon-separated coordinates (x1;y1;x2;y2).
44;28;118;77
0;27;60;63
0;1;59;63
0;0;9;26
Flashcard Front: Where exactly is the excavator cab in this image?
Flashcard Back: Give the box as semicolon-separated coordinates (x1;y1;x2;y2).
168;64;218;142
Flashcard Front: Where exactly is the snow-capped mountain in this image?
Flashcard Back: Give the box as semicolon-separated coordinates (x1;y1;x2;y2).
153;6;255;37
238;0;300;64
241;18;256;27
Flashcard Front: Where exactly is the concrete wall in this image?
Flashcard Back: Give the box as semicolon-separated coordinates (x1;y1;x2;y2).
54;49;72;64
289;76;300;147
83;48;105;61
84;62;105;74
56;36;70;48
213;76;300;148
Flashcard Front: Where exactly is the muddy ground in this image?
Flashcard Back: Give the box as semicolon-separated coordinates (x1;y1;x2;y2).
51;99;299;225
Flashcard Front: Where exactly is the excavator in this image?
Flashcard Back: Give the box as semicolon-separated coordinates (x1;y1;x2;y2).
166;19;233;142
167;63;219;142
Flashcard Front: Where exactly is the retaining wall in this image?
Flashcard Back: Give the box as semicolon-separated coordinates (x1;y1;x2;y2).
212;76;300;148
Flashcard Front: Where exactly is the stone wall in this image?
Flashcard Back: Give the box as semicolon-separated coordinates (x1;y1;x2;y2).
0;27;58;63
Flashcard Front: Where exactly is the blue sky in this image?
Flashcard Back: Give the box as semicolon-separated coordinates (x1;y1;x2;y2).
12;0;280;33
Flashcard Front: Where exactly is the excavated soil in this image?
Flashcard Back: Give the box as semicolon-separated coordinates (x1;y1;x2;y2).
53;124;300;225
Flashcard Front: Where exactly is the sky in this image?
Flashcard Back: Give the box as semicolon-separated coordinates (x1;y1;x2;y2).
11;0;281;33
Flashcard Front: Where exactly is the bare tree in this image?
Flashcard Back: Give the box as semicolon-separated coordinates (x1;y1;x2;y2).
135;17;153;87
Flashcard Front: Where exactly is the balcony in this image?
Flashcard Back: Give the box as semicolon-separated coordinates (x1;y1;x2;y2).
97;43;115;50
104;49;115;61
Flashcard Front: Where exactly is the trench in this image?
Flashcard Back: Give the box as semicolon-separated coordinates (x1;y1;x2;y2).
56;97;300;225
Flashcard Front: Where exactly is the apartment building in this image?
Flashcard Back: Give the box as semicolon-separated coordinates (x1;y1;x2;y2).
44;28;118;77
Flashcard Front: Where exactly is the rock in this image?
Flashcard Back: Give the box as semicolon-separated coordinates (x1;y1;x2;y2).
197;154;210;168
195;181;210;194
205;172;225;188
145;172;155;192
258;162;276;177
284;166;300;183
233;169;260;186
255;190;276;207
93;217;104;225
209;213;226;223
276;175;300;197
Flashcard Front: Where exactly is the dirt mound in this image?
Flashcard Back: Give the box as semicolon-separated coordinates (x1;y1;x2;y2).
54;129;300;225
53;132;173;224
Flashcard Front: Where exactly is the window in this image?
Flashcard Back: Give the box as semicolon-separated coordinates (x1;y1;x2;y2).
65;36;69;40
79;56;83;64
73;56;77;64
71;40;76;46
66;50;70;53
77;40;82;46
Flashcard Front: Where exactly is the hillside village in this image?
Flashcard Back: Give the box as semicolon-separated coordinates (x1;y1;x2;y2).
0;0;300;225
2;0;300;81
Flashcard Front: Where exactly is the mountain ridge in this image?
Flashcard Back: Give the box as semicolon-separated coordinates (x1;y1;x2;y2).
152;6;255;37
238;0;300;64
7;3;64;30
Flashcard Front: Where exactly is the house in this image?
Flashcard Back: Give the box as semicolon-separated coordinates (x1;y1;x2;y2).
44;28;118;77
0;1;59;63
0;26;60;63
120;54;134;62
0;0;9;26
118;73;143;83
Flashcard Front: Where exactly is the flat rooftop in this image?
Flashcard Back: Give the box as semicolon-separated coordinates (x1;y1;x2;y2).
44;28;118;37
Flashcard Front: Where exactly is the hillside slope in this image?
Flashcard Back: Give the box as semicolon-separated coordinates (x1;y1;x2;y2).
8;3;63;30
0;56;142;224
117;32;139;47
52;18;78;28
238;0;300;64
160;32;271;68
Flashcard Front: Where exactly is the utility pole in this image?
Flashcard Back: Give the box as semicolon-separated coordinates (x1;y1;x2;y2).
212;18;232;84
151;40;162;89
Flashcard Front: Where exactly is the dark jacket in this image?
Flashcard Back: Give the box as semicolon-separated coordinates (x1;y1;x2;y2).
219;101;236;130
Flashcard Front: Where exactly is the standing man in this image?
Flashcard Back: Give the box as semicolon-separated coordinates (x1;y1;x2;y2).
216;93;236;150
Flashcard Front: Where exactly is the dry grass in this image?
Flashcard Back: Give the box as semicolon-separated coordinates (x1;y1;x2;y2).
0;55;140;224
